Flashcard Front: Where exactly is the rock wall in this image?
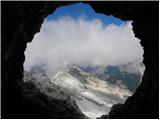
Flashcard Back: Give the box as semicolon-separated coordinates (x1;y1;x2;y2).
2;1;159;118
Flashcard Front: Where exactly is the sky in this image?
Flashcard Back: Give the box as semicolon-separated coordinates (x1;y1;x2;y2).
24;3;143;75
47;2;125;26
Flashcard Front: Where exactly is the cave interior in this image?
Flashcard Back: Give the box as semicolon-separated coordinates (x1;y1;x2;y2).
2;1;159;119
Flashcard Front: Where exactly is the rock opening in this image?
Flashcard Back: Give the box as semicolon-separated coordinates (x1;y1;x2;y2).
2;1;158;119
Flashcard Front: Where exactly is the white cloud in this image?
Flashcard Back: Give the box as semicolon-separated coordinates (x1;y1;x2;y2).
24;16;143;75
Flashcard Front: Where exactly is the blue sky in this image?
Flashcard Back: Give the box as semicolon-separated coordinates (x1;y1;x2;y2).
46;2;126;26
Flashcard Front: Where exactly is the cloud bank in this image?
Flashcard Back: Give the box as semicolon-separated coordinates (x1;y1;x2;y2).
24;16;143;75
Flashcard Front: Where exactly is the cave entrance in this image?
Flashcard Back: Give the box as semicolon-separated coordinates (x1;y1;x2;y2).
23;3;145;119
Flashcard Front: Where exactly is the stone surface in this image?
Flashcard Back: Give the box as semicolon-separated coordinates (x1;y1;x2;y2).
22;71;85;118
2;1;159;118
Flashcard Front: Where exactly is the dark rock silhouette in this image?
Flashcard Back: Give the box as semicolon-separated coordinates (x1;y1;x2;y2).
2;1;158;118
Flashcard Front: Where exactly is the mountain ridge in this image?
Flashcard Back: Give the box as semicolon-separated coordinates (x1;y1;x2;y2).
24;63;144;118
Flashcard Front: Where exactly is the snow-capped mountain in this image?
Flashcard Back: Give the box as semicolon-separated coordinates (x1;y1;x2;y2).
80;63;145;92
51;66;132;118
24;63;143;118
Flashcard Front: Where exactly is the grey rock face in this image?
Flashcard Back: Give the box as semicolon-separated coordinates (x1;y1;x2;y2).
22;71;85;119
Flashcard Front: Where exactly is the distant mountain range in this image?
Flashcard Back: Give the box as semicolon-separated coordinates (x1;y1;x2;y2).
23;63;144;118
80;63;145;92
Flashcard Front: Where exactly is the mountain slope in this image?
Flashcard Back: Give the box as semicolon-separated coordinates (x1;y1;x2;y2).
51;66;132;118
81;63;144;92
24;65;138;118
23;71;85;118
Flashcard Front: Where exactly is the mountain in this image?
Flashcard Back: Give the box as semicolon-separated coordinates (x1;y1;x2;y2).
80;63;145;92
24;63;143;118
50;66;132;118
24;66;132;118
